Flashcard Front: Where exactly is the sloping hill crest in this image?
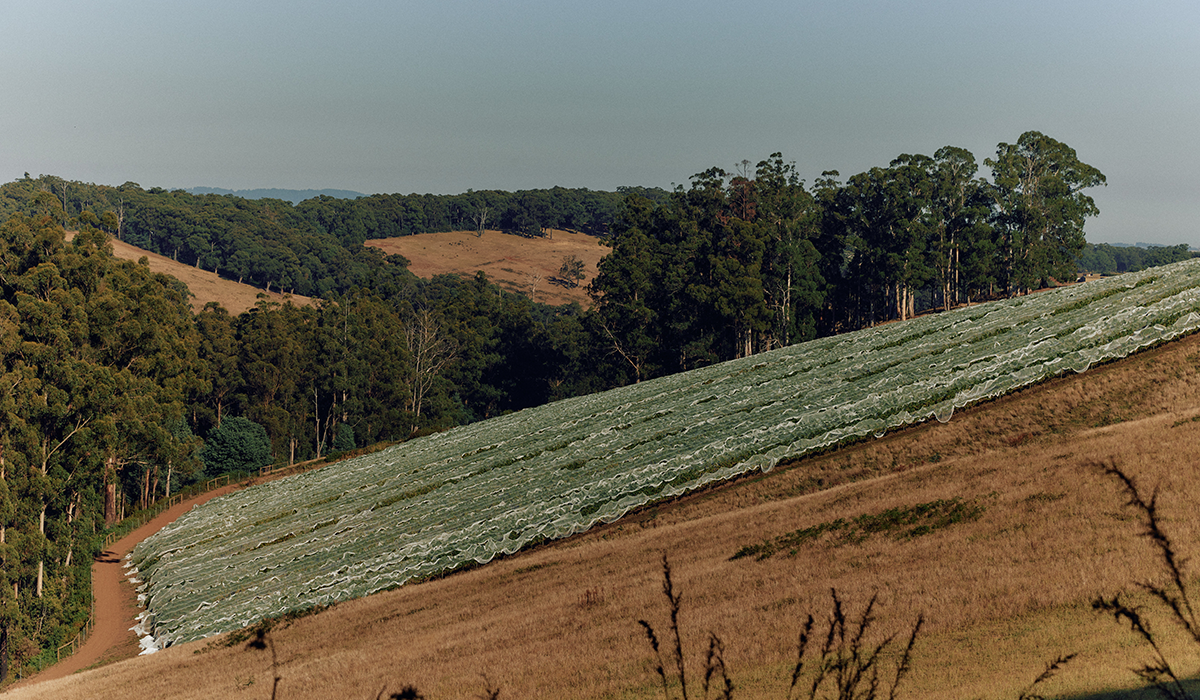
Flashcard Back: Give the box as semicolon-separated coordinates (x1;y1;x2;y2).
66;231;313;314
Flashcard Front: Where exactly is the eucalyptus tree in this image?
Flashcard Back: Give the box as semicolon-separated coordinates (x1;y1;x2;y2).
340;292;412;444
829;164;920;326
193;303;241;433
753;154;825;349
588;196;664;383
593;159;824;374
0;211;205;677
986;131;1106;294
235;300;310;464
927;146;993;309
882;154;937;321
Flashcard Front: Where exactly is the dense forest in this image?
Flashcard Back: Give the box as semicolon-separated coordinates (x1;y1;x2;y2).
1077;242;1195;274
0;130;1148;680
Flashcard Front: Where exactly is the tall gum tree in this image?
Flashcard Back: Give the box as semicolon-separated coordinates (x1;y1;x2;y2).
928;146;992;311
753;154;824;349
588;197;661;382
985;131;1106;294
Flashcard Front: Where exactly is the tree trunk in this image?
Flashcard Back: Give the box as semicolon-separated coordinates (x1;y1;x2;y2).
1;449;5;549
1;622;8;683
103;453;121;525
313;388;322;459
783;264;792;347
105;481;117;527
36;508;45;597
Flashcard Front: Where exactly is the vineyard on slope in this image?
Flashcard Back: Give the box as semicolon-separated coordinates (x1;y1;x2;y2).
131;259;1200;648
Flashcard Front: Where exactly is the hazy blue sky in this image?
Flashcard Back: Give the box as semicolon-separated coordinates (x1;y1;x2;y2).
2;1;1197;245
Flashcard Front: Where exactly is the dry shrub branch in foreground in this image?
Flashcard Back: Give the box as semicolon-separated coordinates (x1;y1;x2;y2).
638;553;922;700
1092;461;1200;699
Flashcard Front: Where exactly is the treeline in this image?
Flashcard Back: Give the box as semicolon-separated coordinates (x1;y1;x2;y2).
0;177;646;297
297;186;650;246
589;132;1108;378
1077;242;1196;275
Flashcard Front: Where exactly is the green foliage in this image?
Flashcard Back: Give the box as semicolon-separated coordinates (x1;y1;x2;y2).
731;498;986;561
0;210;201;682
199;417;272;476
1077;243;1195;275
333;423;355;452
590;154;826;381
986;131;1107;294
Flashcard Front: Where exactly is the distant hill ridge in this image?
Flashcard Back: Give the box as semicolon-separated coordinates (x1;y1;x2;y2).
1106;241;1200;251
186;186;366;204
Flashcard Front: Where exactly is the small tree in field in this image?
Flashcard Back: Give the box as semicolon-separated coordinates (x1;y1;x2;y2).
199;416;272;476
559;255;586;288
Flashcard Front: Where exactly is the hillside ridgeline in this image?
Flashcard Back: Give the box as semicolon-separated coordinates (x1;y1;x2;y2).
64;230;312;314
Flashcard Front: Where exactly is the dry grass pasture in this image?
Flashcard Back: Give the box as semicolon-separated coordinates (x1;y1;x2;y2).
66;231;314;315
365;229;609;307
12;334;1200;699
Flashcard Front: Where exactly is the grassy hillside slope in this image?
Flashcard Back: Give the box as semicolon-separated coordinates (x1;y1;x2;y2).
66;231;314;314
365;228;607;307
12;326;1200;698
95;225;605;312
118;260;1200;654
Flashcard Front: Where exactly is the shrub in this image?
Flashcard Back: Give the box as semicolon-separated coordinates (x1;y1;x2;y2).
199;416;272;476
333;423;356;452
1093;461;1200;699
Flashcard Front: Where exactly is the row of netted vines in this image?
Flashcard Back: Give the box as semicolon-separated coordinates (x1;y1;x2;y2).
131;260;1200;648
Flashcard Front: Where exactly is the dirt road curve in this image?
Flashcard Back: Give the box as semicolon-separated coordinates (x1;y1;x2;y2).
11;484;243;688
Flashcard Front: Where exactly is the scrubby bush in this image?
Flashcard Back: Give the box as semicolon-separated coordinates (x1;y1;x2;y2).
199;417;272;476
333;423;356;452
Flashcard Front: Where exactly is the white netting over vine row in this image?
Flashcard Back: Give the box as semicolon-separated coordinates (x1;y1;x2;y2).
132;259;1200;647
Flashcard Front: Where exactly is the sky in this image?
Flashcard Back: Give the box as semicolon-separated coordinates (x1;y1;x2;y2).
2;1;1197;246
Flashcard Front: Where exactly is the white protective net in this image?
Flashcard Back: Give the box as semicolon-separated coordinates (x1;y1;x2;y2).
132;259;1200;647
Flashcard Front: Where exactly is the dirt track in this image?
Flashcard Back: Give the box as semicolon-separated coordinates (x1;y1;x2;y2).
10;484;242;688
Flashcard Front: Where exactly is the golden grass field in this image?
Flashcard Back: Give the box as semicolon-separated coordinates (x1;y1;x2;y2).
365;229;609;307
10;324;1200;698
82;227;605;312
65;231;314;315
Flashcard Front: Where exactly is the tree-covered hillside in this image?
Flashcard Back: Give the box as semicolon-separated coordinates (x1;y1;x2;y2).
185;187;366;204
0;130;1118;681
0;214;201;679
0;213;604;679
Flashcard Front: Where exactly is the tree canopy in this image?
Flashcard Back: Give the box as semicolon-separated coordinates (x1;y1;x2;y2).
198;416;271;476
